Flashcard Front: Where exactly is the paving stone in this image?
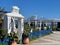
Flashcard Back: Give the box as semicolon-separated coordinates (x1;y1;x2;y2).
30;31;60;45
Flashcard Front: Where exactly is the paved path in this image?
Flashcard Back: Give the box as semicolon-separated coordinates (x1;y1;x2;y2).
30;31;60;45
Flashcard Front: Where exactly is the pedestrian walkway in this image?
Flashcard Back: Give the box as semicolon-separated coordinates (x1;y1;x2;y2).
30;31;60;45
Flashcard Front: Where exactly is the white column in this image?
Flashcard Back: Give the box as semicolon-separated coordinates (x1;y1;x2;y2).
28;19;30;27
40;22;42;27
21;18;24;33
18;20;21;30
40;21;42;30
7;16;11;34
35;20;37;29
18;19;21;40
13;18;16;33
46;22;47;26
18;18;24;40
20;18;24;42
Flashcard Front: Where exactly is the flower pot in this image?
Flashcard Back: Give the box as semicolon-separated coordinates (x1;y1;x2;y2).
23;37;29;44
22;33;30;45
11;41;17;45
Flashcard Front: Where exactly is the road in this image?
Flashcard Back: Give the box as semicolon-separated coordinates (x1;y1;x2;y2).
30;31;60;45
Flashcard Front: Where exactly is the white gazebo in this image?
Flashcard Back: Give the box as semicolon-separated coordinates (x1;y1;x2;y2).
3;6;24;40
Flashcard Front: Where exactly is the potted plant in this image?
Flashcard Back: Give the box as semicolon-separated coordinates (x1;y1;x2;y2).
8;32;18;45
22;33;29;44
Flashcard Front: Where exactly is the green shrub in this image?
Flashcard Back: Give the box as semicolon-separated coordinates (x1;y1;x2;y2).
0;27;8;42
29;36;37;41
9;32;18;43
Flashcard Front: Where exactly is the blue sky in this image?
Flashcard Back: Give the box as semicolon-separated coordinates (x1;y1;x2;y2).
0;0;60;19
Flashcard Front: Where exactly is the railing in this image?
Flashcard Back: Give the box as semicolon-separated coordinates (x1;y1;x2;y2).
29;29;52;38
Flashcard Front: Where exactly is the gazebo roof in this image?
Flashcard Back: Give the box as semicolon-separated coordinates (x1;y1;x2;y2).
5;12;24;18
5;6;24;18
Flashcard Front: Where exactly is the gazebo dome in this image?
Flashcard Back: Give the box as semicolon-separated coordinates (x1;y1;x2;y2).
5;13;24;18
5;6;24;18
12;6;19;10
